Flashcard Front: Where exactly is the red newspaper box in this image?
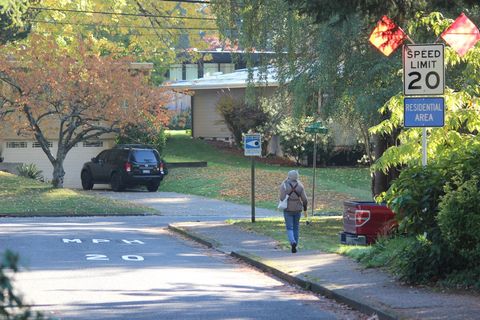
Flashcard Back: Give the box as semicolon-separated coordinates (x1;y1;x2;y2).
340;201;396;245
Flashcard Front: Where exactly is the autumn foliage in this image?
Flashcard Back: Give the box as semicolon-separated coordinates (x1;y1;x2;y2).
0;34;170;187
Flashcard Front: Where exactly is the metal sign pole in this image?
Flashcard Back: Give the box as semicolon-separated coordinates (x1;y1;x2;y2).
311;133;317;218
244;133;261;223
251;157;256;223
422;128;427;167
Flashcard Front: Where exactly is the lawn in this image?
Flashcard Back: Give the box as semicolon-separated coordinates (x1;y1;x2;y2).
162;131;372;213
229;217;370;259
0;171;156;216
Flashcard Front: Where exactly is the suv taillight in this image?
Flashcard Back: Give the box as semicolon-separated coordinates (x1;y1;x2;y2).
355;210;371;227
124;162;132;173
159;162;164;173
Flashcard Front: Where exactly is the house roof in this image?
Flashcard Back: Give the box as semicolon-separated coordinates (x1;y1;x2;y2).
165;67;278;90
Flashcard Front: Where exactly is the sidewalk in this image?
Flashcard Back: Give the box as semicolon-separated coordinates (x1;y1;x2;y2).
169;221;480;320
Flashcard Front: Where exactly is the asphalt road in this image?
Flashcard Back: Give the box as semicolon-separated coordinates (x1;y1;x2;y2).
0;191;364;319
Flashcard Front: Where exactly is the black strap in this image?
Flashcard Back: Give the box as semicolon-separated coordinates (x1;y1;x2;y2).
288;183;300;197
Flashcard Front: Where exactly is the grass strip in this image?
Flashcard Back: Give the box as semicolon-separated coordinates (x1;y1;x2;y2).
229;217;371;259
0;171;156;216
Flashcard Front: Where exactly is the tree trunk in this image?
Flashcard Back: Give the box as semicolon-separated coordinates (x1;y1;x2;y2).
51;157;66;188
372;133;388;197
360;126;373;165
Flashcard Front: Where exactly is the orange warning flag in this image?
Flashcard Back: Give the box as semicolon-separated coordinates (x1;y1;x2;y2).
441;13;480;57
369;15;406;56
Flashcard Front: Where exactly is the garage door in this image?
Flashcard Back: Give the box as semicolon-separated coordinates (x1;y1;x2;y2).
2;140;113;188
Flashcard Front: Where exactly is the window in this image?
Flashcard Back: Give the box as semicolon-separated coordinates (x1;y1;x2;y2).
32;141;53;148
169;64;182;81
130;150;158;163
83;141;104;147
220;63;235;74
6;141;27;148
185;64;198;80
204;63;219;77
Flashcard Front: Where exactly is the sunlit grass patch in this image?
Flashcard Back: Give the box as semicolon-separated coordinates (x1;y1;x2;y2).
229;216;371;258
0;171;156;216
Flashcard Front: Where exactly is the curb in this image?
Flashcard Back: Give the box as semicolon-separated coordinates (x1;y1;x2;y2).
231;251;403;320
168;161;208;168
168;224;405;320
168;224;214;248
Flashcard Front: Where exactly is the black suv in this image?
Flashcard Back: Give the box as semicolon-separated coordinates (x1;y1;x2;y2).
81;145;167;192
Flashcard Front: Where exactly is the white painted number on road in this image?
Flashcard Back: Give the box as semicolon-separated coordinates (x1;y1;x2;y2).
85;254;144;261
122;255;144;261
86;254;109;261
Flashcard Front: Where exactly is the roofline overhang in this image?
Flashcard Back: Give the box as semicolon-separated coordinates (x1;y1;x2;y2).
165;82;279;90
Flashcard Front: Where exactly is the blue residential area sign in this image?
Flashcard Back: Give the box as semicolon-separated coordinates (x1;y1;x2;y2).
404;97;445;127
244;133;262;156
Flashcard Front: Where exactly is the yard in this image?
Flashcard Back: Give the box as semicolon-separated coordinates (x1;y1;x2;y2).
162;130;372;213
161;131;373;258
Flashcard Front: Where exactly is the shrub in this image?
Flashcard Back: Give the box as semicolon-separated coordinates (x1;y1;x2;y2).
216;94;268;146
381;165;447;239
326;143;365;166
16;163;44;181
371;144;480;287
359;235;460;284
441;266;480;290
277;117;315;165
392;234;461;284
437;177;480;267
169;110;191;130
117;122;167;155
303;134;335;166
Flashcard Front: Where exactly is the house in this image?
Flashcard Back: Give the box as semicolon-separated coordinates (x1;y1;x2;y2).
166;66;361;161
166;67;279;143
0;63;153;189
165;50;275;119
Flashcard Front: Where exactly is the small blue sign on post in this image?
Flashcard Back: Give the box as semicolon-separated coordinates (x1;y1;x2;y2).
244;133;262;156
404;97;445;127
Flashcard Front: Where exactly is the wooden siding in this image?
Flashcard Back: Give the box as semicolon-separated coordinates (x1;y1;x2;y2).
192;87;276;140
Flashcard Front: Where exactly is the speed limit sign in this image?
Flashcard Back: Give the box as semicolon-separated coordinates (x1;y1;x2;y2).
403;44;444;96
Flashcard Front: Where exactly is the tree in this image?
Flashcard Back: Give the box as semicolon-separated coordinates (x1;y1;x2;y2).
371;11;480;174
212;0;480;196
0;34;170;188
0;0;38;44
1;250;48;319
286;0;478;24
211;0;401;195
27;0;218;84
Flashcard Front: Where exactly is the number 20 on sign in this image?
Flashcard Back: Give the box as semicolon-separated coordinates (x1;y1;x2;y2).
403;44;445;96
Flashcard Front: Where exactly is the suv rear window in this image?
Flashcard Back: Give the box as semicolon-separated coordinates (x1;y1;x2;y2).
130;150;158;163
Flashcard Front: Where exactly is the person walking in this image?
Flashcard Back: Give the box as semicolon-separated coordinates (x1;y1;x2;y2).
279;170;308;253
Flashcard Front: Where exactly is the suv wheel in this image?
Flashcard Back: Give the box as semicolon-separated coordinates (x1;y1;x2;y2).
146;181;160;192
111;173;125;192
81;170;94;190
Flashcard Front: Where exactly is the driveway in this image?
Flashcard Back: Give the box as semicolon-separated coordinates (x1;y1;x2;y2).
91;190;279;221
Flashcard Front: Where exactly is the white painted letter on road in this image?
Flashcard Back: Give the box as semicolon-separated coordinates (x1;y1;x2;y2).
92;239;111;244
63;239;82;244
122;240;145;245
